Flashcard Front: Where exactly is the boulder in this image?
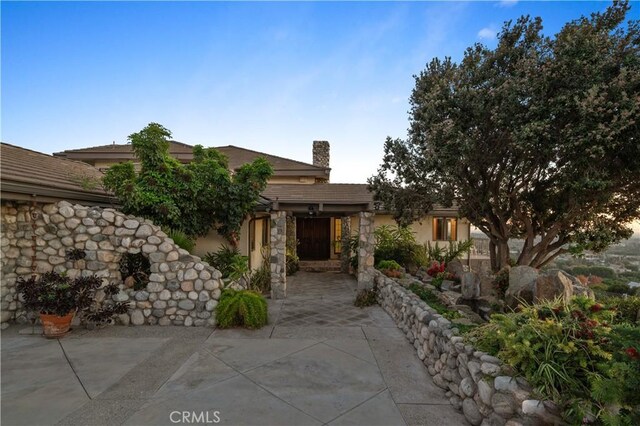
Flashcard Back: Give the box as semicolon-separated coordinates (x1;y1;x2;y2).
506;266;539;308
548;269;595;300
534;270;573;304
446;259;465;278
461;272;481;299
480;274;495;297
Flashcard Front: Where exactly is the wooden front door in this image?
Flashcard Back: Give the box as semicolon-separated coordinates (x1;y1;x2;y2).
296;218;331;260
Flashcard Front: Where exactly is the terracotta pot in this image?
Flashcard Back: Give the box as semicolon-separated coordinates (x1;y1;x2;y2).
40;312;75;338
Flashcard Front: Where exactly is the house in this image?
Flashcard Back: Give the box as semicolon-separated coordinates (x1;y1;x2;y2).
53;140;469;258
2;141;469;298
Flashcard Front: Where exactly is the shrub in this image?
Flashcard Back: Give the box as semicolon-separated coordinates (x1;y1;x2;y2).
286;252;299;276
467;297;640;424
16;272;129;324
119;252;150;291
215;289;268;329
354;288;378;307
165;228;195;253
374;225;427;269
377;260;402;271
493;267;510;298
425;239;474;263
605;280;633;295
249;266;270;294
204;245;245;279
571;266;617;279
427;260;445;277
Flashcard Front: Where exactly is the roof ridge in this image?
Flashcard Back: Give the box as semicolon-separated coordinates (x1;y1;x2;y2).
54;140;195;154
217;145;328;171
2;142;106;173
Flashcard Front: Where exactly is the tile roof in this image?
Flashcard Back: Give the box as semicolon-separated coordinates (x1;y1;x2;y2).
54;142;329;175
262;183;373;204
1;143;110;199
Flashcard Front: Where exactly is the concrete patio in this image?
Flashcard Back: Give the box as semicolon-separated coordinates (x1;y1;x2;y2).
1;272;468;426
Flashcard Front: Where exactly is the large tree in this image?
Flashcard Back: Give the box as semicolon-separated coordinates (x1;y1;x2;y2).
369;2;640;271
103;123;272;246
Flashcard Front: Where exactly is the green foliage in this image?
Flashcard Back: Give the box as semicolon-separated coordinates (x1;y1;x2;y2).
493;267;510;298
204;245;246;279
425;240;474;263
227;255;250;281
286;251;299;276
16;272;128;323
376;260;402;271
408;284;461;320
215;289;268;329
467;297;640;424
598;295;640;325
354;288;378;308
374;225;428;268
571;266;617;279
103;123;272;244
165;228;195;253
250;266;271;294
605;281;633;295
369;2;640;271
119;252;150;291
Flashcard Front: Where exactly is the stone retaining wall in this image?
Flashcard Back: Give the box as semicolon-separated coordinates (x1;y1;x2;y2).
374;270;561;426
1;201;224;328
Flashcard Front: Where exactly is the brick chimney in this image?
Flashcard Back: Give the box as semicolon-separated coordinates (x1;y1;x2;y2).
312;140;330;169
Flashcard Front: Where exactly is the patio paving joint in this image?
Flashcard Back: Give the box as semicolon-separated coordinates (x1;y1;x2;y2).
58;338;92;401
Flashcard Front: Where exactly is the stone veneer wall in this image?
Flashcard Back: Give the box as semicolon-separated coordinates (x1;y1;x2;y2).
1;201;224;329
374;270;562;426
357;212;375;290
270;210;287;299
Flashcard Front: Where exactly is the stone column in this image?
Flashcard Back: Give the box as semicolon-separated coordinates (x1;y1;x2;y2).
357;211;375;290
340;216;351;273
270;211;287;299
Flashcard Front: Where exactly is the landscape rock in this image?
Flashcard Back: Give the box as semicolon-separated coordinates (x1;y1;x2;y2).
506;266;539;308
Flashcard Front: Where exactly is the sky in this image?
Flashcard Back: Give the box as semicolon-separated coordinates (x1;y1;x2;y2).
2;1;638;226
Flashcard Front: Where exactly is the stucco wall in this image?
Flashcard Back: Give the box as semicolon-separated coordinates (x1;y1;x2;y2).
1;201;224;328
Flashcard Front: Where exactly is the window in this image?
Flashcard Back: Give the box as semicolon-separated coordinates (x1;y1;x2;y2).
432;217;457;241
261;218;270;246
334;218;342;254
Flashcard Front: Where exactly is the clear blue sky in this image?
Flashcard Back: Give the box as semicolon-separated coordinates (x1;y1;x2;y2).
2;1;634;185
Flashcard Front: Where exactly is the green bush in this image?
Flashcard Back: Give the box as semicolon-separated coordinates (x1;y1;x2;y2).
425;239;474;263
215;289;268;329
599;295;640;325
571;266;617;279
286;252;299;276
374;225;427;268
250;266;271;294
165;228;195;253
604;280;633;295
376;260;402;271
466;297;640;424
204;245;246;279
354;288;378;307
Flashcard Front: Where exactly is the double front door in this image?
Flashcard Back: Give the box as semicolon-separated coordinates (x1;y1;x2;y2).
296;218;331;260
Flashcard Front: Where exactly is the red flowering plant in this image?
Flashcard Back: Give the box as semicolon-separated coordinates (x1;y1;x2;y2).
427;261;445;277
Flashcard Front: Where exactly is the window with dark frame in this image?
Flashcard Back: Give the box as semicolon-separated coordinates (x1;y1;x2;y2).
432;217;458;241
334;218;342;254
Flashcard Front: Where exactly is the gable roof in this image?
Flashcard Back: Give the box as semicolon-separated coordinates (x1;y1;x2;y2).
1;143;112;205
53;142;330;178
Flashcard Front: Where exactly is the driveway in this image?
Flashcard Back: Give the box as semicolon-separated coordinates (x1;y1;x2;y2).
1;272;467;426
